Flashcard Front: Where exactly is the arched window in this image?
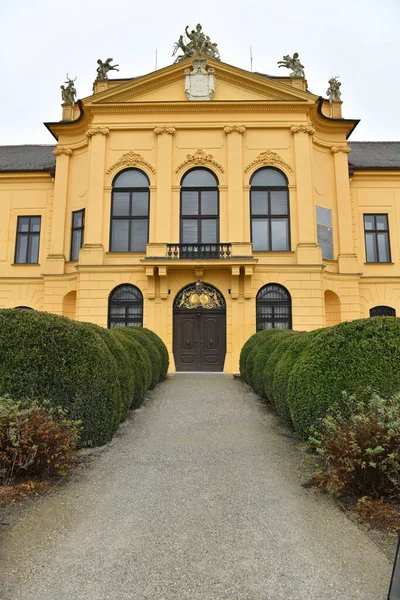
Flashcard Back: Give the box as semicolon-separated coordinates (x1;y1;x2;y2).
108;284;143;328
256;284;292;330
110;169;149;252
370;305;396;317
15;306;33;310
180;168;219;248
250;167;290;251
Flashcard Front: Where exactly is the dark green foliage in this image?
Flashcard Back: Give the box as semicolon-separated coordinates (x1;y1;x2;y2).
245;330;287;389
271;332;312;426
110;328;152;408
262;332;299;403
0;309;121;446
239;331;267;383
119;327;162;388
251;331;294;399
288;317;400;439
140;328;169;380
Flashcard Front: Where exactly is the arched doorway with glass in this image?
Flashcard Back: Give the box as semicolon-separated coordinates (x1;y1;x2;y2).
173;281;226;372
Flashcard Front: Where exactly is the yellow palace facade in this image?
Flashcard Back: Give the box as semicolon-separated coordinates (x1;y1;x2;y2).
0;41;399;371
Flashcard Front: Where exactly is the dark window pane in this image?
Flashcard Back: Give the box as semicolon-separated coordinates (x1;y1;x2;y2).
252;219;269;251
182;220;198;243
317;224;333;244
28;234;39;263
71;230;82;261
111;220;129;251
365;232;377;262
270;191;288;215
364;215;375;231
251;168;287;187
182;169;218;187
376;215;388;230
130;219;148;251
201;219;217;243
201;191;218;215
316;206;332;227
251;191;268;215
18;217;30;233
113;192;130;216
256;284;292;331
114;170;149;188
30;217;41;232
377;233;390;262
370;306;396;317
16;235;28;263
182;191;199;215
131;192;148;216
73;211;83;228
320;242;333;260
271;219;289;250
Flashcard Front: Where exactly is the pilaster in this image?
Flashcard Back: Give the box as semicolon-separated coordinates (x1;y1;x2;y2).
154;127;175;242
225;126;245;241
46;147;71;274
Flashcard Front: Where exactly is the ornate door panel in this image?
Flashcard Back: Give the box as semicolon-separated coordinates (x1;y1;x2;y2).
173;283;226;372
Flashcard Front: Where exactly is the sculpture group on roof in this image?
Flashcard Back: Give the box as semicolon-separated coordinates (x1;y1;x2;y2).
96;58;119;80
60;74;77;105
277;53;305;78
326;76;342;102
173;24;220;62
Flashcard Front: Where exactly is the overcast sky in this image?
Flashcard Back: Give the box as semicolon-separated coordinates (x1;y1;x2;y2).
1;0;398;145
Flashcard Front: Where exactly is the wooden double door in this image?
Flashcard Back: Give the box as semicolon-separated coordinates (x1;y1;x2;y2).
173;310;226;371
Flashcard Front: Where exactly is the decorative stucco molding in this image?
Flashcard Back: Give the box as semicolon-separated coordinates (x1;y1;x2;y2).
224;125;246;134
85;127;110;138
330;145;351;154
290;124;315;135
53;147;72;156
154;126;176;135
106;151;156;175
175;149;224;174
244;149;293;174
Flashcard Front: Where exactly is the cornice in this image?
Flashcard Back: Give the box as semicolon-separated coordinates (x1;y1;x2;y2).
244;149;293;174
175;149;224;174
106;151;156;175
88;102;314;115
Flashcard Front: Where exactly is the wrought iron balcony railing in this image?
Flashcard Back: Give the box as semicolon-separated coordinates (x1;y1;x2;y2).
166;243;232;259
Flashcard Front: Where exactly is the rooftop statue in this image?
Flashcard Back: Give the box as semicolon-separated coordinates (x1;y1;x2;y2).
327;76;342;102
60;74;77;105
172;24;220;62
96;58;119;80
277;53;305;78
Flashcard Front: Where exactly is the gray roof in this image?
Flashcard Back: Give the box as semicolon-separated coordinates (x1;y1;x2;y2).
0;145;56;172
348;142;400;169
0;141;399;173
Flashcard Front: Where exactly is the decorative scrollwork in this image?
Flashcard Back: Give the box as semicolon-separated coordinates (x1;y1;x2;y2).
330;145;351;154
53;147;72;156
175;149;224;174
224;125;246;134
106;151;156;175
174;283;225;310
85;127;110;138
154;126;176;135
290;125;315;135
244;149;293;174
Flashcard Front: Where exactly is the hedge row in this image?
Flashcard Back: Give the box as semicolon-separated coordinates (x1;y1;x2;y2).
0;309;169;447
239;317;400;439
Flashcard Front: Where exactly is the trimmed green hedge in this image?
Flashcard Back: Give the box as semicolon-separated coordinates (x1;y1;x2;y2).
262;332;299;404
288;317;400;439
240;329;285;385
140;327;169;380
250;331;294;399
0;310;121;446
246;330;288;391
118;327;162;388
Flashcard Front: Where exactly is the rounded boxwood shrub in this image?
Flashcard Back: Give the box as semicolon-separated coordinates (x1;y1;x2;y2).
81;322;135;422
140;328;169;380
262;331;299;404
288;317;400;439
0;309;121;447
110;328;152;408
245;329;288;390
251;331;293;398
239;331;264;383
119;327;162;389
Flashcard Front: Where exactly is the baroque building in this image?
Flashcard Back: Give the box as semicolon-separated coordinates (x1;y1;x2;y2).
0;40;399;372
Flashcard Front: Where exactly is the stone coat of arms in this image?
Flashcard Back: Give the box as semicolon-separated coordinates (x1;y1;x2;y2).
184;58;215;101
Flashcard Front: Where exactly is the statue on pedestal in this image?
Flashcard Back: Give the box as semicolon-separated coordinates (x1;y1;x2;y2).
172;24;220;62
327;76;342;102
277;53;305;78
61;74;77;105
96;58;119;80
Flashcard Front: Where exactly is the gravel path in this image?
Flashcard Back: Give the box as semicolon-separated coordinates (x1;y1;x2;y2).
0;374;392;599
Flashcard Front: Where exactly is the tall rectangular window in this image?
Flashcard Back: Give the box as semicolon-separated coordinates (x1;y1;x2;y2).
364;214;391;263
70;209;85;261
316;206;333;260
15;216;41;264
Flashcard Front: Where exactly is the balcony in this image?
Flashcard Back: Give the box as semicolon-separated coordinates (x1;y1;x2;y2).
166;243;231;260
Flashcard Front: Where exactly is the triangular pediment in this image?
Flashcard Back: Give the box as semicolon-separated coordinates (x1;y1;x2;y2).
82;58;319;106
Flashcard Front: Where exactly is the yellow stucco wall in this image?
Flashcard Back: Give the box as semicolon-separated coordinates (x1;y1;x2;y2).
1;58;400;371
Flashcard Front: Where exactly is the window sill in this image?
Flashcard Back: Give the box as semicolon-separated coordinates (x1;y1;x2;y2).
12;262;40;266
364;261;394;265
106;251;146;255
252;250;294;254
